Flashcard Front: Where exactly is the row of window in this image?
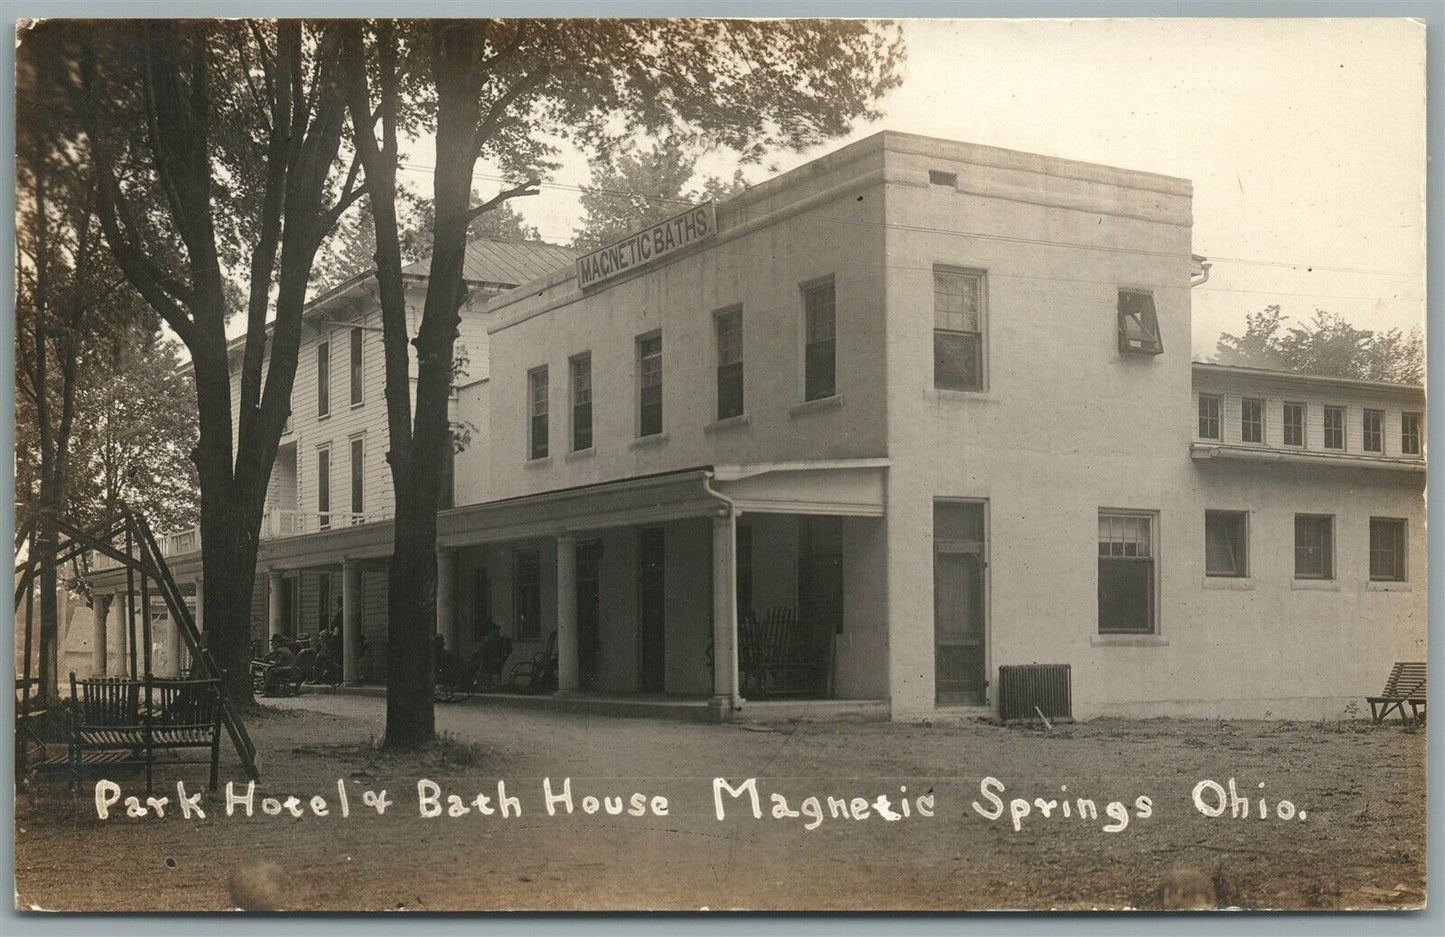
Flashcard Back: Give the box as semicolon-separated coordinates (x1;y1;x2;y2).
311;437;367;529
311;327;367;422
1100;510;1409;634
1197;394;1422;455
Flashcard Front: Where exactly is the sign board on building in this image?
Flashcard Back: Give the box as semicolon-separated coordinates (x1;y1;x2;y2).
575;202;716;290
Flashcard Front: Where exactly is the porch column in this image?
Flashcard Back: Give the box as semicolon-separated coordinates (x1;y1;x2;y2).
711;510;740;711
267;570;284;639
555;534;579;694
159;611;181;677
191;578;204;668
91;595;111;676
106;596;127;676
436;548;456;650
342;559;362;684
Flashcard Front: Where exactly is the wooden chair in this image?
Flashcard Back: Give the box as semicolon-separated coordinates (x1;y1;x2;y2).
742;607;834;700
1367;662;1427;725
70;675;224;795
506;632;558;693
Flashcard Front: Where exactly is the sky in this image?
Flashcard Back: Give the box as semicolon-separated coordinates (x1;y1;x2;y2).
400;17;1427;360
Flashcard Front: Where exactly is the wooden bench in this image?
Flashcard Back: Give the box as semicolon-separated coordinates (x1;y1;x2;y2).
1366;662;1426;725
70;674;224;795
738;607;834;700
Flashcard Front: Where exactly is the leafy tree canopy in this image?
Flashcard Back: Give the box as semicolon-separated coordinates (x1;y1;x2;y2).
1215;306;1423;385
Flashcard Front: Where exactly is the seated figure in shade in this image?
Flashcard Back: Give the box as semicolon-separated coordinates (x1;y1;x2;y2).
477;621;514;689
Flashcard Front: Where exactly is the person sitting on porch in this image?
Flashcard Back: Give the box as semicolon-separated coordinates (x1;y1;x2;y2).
477;621;514;689
258;634;297;695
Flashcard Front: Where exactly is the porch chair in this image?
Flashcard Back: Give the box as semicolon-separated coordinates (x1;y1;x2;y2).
506;632;558;694
1366;662;1427;725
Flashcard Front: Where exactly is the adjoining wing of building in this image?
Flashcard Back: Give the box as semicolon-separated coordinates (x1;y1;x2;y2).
82;131;1426;721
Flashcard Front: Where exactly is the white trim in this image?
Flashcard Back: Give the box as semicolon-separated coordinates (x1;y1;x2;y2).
711;458;890;483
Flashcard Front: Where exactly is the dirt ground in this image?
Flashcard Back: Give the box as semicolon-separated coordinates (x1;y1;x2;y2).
13;693;1427;912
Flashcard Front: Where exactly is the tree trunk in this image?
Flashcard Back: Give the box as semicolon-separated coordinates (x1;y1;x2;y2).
384;494;438;746
195;467;265;703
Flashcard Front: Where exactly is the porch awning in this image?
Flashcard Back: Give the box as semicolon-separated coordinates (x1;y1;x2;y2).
711;459;888;516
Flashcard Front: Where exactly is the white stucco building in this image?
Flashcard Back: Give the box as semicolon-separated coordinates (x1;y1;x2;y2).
86;131;1426;721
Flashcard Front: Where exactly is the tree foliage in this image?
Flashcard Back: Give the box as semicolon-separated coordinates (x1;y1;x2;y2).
1215;306;1424;385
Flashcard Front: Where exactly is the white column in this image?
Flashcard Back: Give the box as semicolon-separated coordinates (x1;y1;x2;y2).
555;535;579;694
91;595;111;676
190;578;204;670
267;570;285;639
711;511;740;712
160;609;181;677
436;548;456;650
106;596;125;676
342;560;362;684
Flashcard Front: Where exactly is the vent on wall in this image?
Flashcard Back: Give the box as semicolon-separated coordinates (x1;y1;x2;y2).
929;169;957;187
997;664;1072;722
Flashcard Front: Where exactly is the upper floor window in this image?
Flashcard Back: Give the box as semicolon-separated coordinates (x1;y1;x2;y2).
316;444;332;531
349;436;365;517
1283;402;1306;447
1117;290;1163;355
1362;408;1383;453
802;280;836;401
1241;398;1264;444
1197;394;1222;440
1294;514;1333;580
528;366;549;460
934;268;984;391
570;354;592;452
1204;510;1248;578
1401;412;1422;456
317;340;331;418
1098;510;1157;635
349;327;364;407
1369;517;1407;582
715;307;744;420
638;335;663;436
1323;405;1345;450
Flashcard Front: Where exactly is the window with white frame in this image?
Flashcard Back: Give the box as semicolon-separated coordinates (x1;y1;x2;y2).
1323;405;1345;450
802;280;836;401
1294;514;1333;580
638;335;663;436
316;445;331;531
715;307;744;420
349;436;364;518
1369;517;1406;582
1402;412;1422;456
349;327;364;407
317;340;331;418
1197;394;1222;440
570;354;592;452
1363;408;1383;453
1117;290;1163;355
1204;510;1247;578
933;268;984;391
1241;398;1264;444
1098;511;1157;635
528;366;549;460
1283;402;1306;447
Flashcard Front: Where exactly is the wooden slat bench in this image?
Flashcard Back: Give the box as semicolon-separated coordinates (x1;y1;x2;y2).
1366;662;1426;725
738;607;834;700
69;674;224;795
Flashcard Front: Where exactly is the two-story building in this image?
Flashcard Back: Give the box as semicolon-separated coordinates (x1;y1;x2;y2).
85;131;1425;720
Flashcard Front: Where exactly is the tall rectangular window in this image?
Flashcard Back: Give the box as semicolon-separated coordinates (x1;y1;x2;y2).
1241;398;1264;444
1204;510;1248;578
715;308;744;419
349;436;364;518
1323;405;1345;450
1283;402;1305;447
1294;514;1334;580
1363;408;1384;453
570;354;592;452
1117;290;1163;355
316;340;331;418
1402;412;1422;456
638;335;663;436
528;366;549;460
513;548;542;642
316;446;331;531
802;280;836;401
1197;394;1222;440
349;327;364;407
1098;511;1156;634
933;268;984;391
1369;517;1406;582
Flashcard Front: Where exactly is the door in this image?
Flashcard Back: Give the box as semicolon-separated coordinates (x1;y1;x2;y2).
637;527;666;692
577;540;603;689
934;502;987;705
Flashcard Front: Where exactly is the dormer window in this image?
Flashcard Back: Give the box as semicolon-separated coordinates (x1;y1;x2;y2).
1117;289;1163;355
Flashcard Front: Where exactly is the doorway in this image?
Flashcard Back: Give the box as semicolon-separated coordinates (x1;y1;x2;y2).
637;527;665;692
934;501;987;705
577;540;603;689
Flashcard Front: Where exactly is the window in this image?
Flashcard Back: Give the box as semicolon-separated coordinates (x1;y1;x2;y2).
1283;402;1306;447
528;366;549;460
715;308;744;419
1363;408;1383;453
1323;405;1345;450
1204;511;1248;578
1197;394;1222;440
638;335;663;436
928;169;957;187
512;548;542;642
1117;290;1163;355
1098;511;1156;634
799;516;844;634
349;327;364;407
934;268;984;391
1369;517;1406;582
1241;398;1264;444
1294;515;1334;580
317;340;331;418
316;445;331;531
349;436;364;518
570;354;592;452
802;280;836;401
1402;412;1422;456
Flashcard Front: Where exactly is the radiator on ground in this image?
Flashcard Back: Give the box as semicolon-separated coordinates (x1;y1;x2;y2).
997;663;1072;722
